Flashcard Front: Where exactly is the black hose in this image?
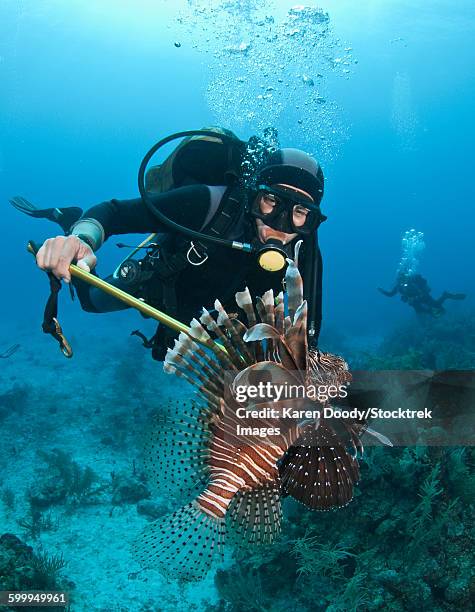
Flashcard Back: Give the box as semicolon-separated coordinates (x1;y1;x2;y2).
137;129;250;251
303;232;323;347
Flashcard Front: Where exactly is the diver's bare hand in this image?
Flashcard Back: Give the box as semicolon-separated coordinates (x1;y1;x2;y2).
36;235;97;282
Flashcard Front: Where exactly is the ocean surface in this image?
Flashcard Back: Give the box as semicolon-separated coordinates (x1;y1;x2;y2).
0;1;474;610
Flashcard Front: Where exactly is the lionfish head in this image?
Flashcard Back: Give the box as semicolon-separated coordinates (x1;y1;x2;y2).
306;348;352;389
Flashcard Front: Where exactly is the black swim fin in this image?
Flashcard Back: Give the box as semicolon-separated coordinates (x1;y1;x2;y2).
9;196;83;233
441;291;466;301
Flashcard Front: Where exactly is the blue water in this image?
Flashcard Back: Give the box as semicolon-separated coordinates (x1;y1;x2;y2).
1;1;474;610
1;0;474;335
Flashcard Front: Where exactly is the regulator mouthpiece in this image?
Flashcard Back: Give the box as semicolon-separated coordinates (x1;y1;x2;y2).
256;239;287;272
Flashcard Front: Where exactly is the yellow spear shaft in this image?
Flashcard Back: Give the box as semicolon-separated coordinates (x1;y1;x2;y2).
26;242;225;353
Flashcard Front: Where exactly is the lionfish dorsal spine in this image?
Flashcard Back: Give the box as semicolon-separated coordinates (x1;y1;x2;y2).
200;307;244;366
285;240;304;320
214;299;255;364
235;286;257;326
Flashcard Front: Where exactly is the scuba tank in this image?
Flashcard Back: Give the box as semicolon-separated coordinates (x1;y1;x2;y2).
144;126;246;193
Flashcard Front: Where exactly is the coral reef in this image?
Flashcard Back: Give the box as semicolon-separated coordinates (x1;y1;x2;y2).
111;473;151;505
210;445;474;611
30;550;67;590
17;502;58;540
359;311;475;371
28;449;107;510
0;384;31;421
0;534;71;611
1;487;15;513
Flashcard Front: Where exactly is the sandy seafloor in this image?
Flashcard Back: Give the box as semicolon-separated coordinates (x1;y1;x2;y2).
0;308;395;611
0;316;221;612
1;301;472;611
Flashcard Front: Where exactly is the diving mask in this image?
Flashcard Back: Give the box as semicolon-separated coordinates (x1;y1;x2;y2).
251;185;325;235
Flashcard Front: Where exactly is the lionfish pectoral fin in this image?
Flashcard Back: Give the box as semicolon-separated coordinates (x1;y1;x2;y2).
279;423;360;511
227;483;282;547
365;426;393;447
132;500;226;581
142;402;211;500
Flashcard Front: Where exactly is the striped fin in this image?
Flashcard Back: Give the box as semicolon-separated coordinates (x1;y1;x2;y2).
274;292;285;334
165;348;222;400
164;351;222;410
132;500;226;581
292;299;307;329
255;289;275;329
165;348;218;391
214;300;254;364
244;323;281;342
243;325;300;372
189;318;212;342
235;287;263;360
255;297;267;327
261;289;275;327
176;332;224;381
231;318;256;362
284;300;308;371
279;422;360;510
235;287;257;326
227;483;282;546
164;362;196;388
189;318;236;370
141;400;211;500
200;308;244;367
255;293;276;361
285;240;304;320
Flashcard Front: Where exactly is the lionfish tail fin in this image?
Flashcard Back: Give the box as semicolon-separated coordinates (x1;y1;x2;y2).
132;501;226;581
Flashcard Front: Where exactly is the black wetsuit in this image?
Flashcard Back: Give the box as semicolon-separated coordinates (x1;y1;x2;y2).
378;273;465;317
12;131;323;358
75;184;302;328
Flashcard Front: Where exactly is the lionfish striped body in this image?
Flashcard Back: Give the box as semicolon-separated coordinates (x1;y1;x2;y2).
195;409;294;519
132;242;388;580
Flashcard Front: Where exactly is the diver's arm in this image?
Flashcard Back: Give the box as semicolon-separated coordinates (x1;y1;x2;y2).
77;185;215;243
35;185;222;282
377;285;398;297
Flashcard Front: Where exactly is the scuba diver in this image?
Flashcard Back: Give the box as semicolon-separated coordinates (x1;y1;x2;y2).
11;128;326;359
378;229;465;318
378;272;466;317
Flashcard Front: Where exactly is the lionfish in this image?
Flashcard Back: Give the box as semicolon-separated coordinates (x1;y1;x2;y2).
132;242;390;580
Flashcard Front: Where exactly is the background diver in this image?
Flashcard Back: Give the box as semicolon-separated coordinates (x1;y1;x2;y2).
378;271;466;317
11;128;327;360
